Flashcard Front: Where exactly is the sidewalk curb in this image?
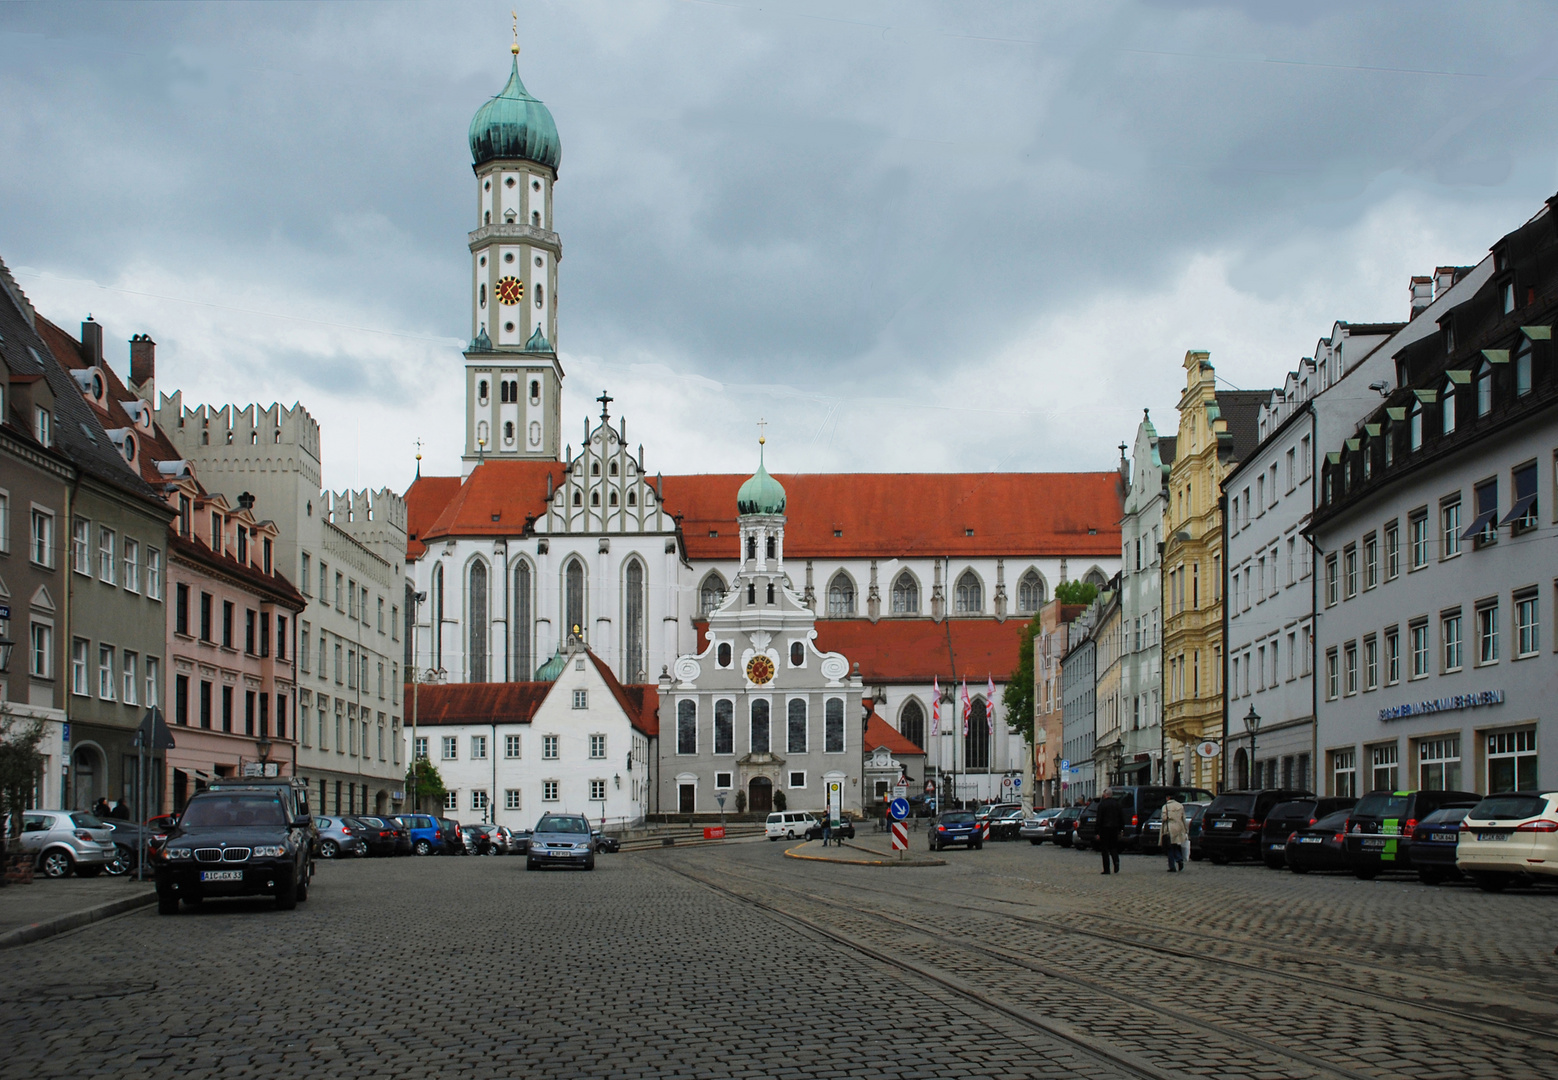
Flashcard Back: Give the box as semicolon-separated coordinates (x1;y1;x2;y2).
0;890;158;949
783;841;945;867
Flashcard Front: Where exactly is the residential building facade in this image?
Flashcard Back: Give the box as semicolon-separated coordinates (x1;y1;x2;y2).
1118;414;1174;786
1061;597;1103;803
1091;583;1126;787
1032;598;1087;807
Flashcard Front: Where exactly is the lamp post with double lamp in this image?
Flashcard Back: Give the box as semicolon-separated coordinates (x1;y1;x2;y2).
256;736;272;777
1243;705;1261;789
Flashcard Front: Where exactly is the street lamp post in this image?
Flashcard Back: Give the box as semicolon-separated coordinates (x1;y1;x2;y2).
1243;705;1261;789
409;664;445;813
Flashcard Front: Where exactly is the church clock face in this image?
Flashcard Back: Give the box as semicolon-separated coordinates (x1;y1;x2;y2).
495;275;524;306
746;655;775;685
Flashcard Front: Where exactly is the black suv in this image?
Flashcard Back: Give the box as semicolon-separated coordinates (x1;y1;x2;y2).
1075;786;1215;851
1052;805;1084;847
1201;789;1313;864
1343;788;1480;879
1260;797;1357;869
155;787;313;913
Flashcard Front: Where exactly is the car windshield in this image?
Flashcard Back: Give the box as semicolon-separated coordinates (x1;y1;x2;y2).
1184;804;1209;820
1313;809;1352;831
1470;794;1549;820
179;794;287;828
536;816;589;834
941;812;975;824
1353;793;1410;819
1269;802;1315;819
1207;794;1256;814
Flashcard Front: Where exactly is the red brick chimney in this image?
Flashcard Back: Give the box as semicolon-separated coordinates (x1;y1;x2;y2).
130;333;156;397
80;317;103;365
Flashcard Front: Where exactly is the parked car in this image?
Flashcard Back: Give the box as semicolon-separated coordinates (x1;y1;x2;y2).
766;811;820;840
525;813;596;871
1141;802;1212;858
17;810;117;878
1411;807;1474;886
592;830;620;853
929;810;982;851
353;816;403;858
1456;790;1558;892
100;819;160;875
804;818;856;841
438;818;465;854
206;777;317;855
976;802;1023;823
153;787;312;913
1200;789;1313;864
1283;808;1354;874
462;824;504;855
1077;786;1219;851
400;814;442;855
314;816;368;859
1020;807;1064;844
987;806;1027;840
508;828;532;855
493;826;517;854
1344;788;1480;880
1260;797;1358;869
1052;805;1084;847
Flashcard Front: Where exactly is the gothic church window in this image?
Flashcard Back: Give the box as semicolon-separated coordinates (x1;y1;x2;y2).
955;571;982;614
1017;570;1046;613
623;560;645;681
468;561;488;683
750;699;770;754
827;573;856;617
609;461;618;476
431;562;444;669
609;491;618;507
591;461;600;476
787;699;807;754
564;559;585;640
891;572;919;615
513;560;533;680
699;574;726;617
572;489;581;507
591;491;600;507
899;700;926;750
627;491;636;507
965;698;989;768
1084;568;1107;589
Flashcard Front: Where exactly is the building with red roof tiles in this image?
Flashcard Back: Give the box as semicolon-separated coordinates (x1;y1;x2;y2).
403;640;656;826
396;51;1124;814
863;711;927;813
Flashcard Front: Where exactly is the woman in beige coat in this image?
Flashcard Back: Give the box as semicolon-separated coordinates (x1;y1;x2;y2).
1161;796;1188;872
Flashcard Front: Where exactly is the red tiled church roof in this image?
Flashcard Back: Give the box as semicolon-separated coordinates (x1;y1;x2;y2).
406;465;1123;560
864;712;925;756
812;618;1030;684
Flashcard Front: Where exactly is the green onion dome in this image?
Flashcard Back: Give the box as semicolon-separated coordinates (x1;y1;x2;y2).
534;646;567;682
736;441;786;516
469;54;561;170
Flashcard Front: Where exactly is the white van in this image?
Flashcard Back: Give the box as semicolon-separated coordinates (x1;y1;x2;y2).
765;811;819;840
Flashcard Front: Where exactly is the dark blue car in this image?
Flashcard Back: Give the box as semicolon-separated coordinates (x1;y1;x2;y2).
929;811;983;852
1411;806;1471;886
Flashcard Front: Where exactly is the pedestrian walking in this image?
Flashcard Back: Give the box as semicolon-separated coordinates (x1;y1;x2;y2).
1161;795;1187;873
92;797;111;819
1095;794;1124;875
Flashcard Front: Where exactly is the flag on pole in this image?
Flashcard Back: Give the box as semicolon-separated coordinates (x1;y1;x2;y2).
986;674;997;735
931;677;941;736
961;680;971;735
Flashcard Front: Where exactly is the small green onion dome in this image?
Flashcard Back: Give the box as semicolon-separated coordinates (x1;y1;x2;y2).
737;441;786;515
469;55;561;170
534;646;567;682
522;325;553;353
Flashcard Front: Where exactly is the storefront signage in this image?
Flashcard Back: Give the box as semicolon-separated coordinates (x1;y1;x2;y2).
1378;689;1503;722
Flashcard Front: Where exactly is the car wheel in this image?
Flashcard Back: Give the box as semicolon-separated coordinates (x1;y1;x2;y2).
1417;870;1445;886
1353;868;1377;881
584;857;596;871
105;846;133;876
786;830;795;839
275;870;298;910
1029;839;1041;846
39;849;74;879
296;870;310;902
414;839;432;856
1473;872;1510;893
526;858;538;871
157;891;180;916
975;842;983;850
1289;864;1309;874
319;840;339;859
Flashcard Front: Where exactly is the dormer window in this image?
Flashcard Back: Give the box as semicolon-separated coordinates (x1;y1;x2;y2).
1442;380;1456;434
1515;338;1533;397
1443;321;1454;353
1502;281;1516;314
1476;362;1493;417
504;210;516;224
237;526;248;565
1410;400;1423;450
35;406;50;447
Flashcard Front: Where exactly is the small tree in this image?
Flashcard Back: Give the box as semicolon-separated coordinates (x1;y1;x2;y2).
773;790;787;812
734;789;747;814
404;759;446;813
1054;580;1098;606
1;714;46;857
1002;611;1045;746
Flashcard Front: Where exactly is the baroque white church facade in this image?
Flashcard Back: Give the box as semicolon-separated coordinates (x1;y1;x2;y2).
404;47;1124;816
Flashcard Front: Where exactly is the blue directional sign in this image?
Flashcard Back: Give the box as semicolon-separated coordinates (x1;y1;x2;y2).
1012;777;1022;789
888;797;910;821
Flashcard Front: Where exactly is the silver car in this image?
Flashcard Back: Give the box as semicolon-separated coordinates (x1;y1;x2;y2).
1019;807;1064;845
18;811;117;878
524;813;595;871
313;816;367;859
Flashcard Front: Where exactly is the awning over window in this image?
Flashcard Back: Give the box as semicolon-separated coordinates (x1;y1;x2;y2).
1482;348;1509;364
1521;325;1551;340
1498;494;1537;527
1460;508;1497;541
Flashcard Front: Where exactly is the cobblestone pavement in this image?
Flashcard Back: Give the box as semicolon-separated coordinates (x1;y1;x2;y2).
0;841;1553;1080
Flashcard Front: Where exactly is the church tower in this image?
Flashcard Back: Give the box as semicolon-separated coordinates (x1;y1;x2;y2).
462;41;564;475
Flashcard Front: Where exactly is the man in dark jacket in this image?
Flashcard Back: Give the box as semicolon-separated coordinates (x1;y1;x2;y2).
1095;794;1124;874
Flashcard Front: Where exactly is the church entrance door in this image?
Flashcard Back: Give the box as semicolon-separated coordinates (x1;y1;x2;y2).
678;784;695;814
748;776;772;814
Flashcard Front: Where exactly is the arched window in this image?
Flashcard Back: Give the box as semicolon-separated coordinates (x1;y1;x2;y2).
609;491;618;507
477;420;489;447
1516;337;1533;396
699;573;727;617
1084;568;1107;589
750;699;770;754
513;560;533;681
787;698;807;753
503;421;514;443
746;535;757;560
891;572;919;615
535;283;544;309
591;491;600;507
430;562;444;669
623;560;645;681
499;380;512;403
789;641;804;666
572;489;581;507
609;460;618;476
899;700;926;750
717;642;732;667
529;380;540;404
591;461;600;476
1017;570;1046;613
564;559;585;641
827;573;856;617
676;700;696;755
478;380;489;404
714;699;733;754
1410;400;1423;450
468;561;488;683
627;490;636;507
955;571;982;614
964;698;990;768
766;535;776;559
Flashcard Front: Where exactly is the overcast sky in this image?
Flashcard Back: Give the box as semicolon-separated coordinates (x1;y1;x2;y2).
5;1;1558;493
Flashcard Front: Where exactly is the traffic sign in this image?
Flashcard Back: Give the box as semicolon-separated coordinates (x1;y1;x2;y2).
924;780;935;793
893;782;908;800
1001;776;1014;788
1060;758;1070;770
888;797;910;821
891;820;908;852
1012;777;1022;789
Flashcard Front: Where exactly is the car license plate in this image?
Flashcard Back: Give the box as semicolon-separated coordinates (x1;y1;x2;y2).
1361;838;1386;850
200;870;243;882
1432;833;1458;843
1298;837;1322;844
1477;833;1508;842
1213;820;1233;828
1269;843;1284;850
549;849;570;856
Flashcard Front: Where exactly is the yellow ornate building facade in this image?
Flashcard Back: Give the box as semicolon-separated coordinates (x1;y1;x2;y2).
1162;351;1269;791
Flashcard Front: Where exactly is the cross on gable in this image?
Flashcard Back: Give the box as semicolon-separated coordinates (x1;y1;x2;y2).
597;389;613;425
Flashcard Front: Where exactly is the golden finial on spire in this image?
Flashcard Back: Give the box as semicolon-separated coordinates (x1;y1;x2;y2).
757;417;767;446
511;10;520;54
